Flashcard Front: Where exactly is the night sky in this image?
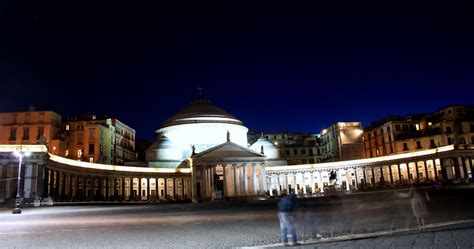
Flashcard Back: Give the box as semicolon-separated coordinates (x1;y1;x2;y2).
1;1;473;141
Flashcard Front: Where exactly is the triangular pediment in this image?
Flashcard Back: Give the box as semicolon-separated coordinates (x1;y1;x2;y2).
193;142;265;159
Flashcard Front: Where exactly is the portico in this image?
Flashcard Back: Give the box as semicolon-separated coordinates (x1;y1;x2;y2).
190;141;266;202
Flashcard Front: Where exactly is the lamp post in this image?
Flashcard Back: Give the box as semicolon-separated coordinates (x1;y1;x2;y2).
12;146;30;214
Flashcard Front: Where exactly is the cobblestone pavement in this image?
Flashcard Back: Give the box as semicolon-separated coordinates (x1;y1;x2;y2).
250;220;474;249
0;188;473;248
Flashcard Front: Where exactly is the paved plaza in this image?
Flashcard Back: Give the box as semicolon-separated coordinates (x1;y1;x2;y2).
1;188;473;248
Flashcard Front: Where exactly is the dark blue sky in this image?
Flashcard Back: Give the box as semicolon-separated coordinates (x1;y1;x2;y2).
1;1;473;141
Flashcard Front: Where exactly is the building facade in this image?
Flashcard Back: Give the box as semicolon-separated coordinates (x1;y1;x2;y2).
0;107;65;155
63;114;136;164
364;105;474;158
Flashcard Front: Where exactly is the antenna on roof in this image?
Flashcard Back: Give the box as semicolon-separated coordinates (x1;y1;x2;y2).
197;85;203;97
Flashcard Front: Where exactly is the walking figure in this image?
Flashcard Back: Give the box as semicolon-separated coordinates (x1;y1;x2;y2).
277;190;300;246
409;186;430;231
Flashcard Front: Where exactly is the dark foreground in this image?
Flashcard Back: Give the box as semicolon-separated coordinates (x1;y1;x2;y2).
1;187;473;248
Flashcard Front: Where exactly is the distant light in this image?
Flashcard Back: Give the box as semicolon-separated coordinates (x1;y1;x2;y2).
275;142;278;146
321;129;327;135
53;146;56;151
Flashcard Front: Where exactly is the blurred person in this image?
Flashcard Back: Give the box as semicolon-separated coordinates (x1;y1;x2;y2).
408;186;430;231
277;190;300;246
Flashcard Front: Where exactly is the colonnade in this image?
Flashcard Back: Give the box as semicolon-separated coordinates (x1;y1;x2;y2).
267;155;474;196
43;168;191;201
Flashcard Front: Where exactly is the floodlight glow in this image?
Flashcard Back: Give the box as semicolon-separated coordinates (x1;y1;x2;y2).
267;145;456;172
49;154;191;174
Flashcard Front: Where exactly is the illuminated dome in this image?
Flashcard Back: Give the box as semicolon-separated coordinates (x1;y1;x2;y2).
250;136;280;159
146;136;183;162
147;94;248;168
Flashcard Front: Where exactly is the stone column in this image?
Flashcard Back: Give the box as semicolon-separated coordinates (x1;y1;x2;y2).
253;164;258;194
415;162;421;184
242;164;247;195
68;174;73;201
91;177;96;200
310;172;315;194
75;175;79;201
424;161;430;182
371;168;375;187
441;159;448;181
55;171;60;198
233;165;238;197
379;167;384;187
106;177;110;201
319;171;324;193
454;157;461;179
354;168;359;190
468;158;474;182
398;164;402;185
345;169;350;191
155;178;159;199
388;165;393;186
129;178;134;200
261;164;267;194
147;178;151;201
222;165;227;197
407;163;412;184
138;178;142;201
45;169;51;196
98;176;103;200
458;157;466;179
164;177;167;200
122;177;126;201
363;168;367;189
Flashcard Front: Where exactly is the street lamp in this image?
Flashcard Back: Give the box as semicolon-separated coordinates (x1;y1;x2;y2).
12;146;31;214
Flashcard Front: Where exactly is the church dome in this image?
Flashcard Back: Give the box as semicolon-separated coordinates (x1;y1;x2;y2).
160;96;243;128
148;92;249;167
250;136;280;159
146;136;182;162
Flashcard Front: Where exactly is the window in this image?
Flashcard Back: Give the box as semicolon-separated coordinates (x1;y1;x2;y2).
395;124;401;131
403;125;408;130
293;149;297;155
302;159;307;164
380;128;384;134
430;139;436;148
65;150;69;157
66;124;70;131
428;122;432;126
77;149;83;158
301;149;306;154
471;136;474;144
403;143;408;151
446;126;452;133
416;141;422;149
447;137;452;145
309;159;314;163
387;126;391;132
89;157;94;163
37;127;44;140
89;128;95;139
9;128;16;140
89;144;95;154
470;124;474;133
22;127;30;140
77;134;84;145
286;149;290;155
415;124;420;131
